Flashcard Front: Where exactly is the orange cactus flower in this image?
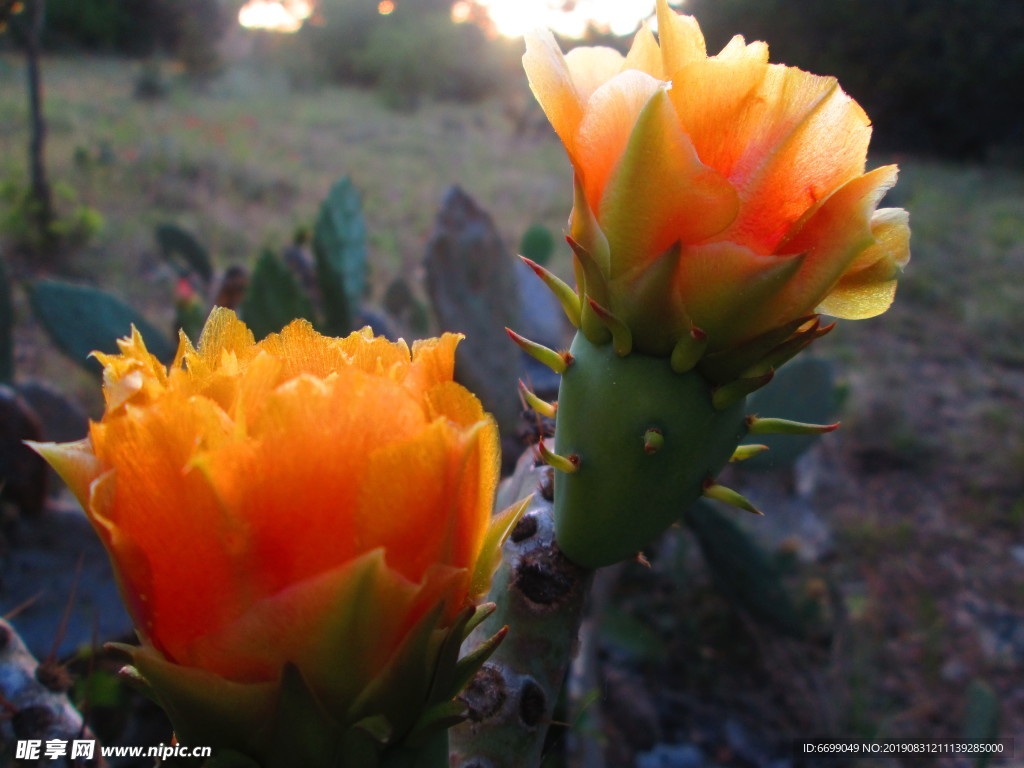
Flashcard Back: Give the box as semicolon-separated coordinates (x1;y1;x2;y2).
32;309;520;763
524;0;910;365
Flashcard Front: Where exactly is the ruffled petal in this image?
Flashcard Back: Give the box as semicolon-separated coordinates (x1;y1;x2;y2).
723;67;872;252
667;43;770;174
599;88;739;273
818;207;911;319
355;421;462;584
623;22;663;78
564;46;626;104
334;326;411;379
86;395;244;661
194;307;257;370
406;333;461;394
523;27;585;157
656;0;706;76
575;69;663;213
256;318;355;379
761;165;900;327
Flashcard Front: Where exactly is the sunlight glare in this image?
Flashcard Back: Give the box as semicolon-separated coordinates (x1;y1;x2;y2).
466;0;682;39
451;1;473;24
238;0;313;33
378;1;395;15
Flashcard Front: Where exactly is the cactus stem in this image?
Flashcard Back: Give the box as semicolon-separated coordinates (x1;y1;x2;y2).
505;328;572;374
537;441;580;474
702;479;763;516
642;428;664;455
585;297;632;356
518;380;557;419
520;256;582;328
730;443;770;462
670;326;708;373
712;370;775;410
746;415;840;435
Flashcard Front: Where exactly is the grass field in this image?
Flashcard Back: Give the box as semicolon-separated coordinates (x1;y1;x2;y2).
1;52;1022;764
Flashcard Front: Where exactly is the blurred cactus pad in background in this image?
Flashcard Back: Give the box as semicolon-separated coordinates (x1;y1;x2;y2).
0;0;1022;765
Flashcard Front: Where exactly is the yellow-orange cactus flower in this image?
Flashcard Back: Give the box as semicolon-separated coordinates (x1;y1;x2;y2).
524;0;909;371
32;309;521;766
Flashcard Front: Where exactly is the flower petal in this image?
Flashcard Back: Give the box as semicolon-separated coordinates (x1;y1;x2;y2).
623;22;663;78
656;0;706;76
733;72;868;252
406;333;461;394
355;421;463;584
523;27;585;157
667;43;770;174
762;165;900;327
196;371;427;602
184;549;463;711
575;69;663;213
674;241;803;349
195;307;257;369
818;207;911;319
256;319;355;379
599;88;738;273
27;438;102;510
86;395;244;660
564;46;626;104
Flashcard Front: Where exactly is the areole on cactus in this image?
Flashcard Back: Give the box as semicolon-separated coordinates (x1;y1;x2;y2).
30;309;528;768
514;0;910;569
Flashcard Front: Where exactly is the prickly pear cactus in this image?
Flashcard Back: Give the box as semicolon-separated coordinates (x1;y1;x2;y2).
511;256;838;570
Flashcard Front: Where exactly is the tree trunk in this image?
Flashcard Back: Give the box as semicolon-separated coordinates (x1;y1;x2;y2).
24;0;55;257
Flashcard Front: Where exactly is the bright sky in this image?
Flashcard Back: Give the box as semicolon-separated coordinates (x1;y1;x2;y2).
238;0;683;37
238;0;313;33
469;0;664;39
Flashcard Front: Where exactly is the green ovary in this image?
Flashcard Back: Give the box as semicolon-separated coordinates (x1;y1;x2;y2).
553;333;748;569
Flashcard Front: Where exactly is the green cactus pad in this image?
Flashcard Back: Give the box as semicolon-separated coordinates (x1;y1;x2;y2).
553;334;748;568
241;249;316;341
313;176;368;337
155;223;214;285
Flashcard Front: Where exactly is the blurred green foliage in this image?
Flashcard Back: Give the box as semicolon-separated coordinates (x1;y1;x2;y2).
4;0;227;76
519;224;555;266
685;0;1024;159
0;178;104;253
39;0;162;53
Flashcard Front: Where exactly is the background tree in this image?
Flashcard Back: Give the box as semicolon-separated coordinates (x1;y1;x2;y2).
5;0;57;257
